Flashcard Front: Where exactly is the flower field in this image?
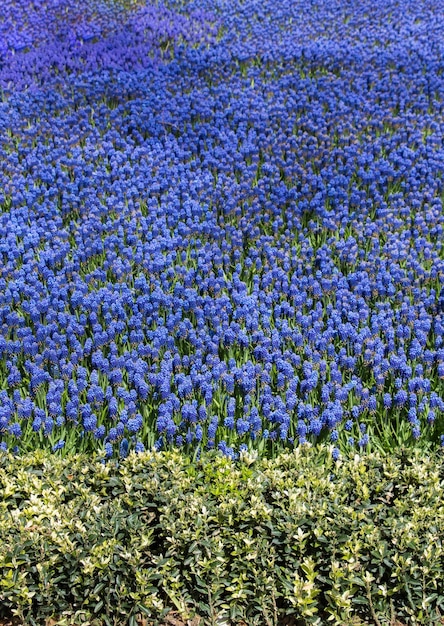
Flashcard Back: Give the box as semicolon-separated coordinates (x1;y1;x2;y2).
3;1;444;623
1;0;444;460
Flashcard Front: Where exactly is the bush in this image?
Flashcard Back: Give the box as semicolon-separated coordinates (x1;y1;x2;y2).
1;446;444;625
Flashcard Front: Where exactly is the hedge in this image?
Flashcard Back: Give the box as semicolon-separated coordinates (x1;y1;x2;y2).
1;446;444;625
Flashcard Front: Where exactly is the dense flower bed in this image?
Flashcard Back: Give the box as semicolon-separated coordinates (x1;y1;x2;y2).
0;0;444;458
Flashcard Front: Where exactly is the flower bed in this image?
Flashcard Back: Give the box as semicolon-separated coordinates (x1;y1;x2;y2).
3;1;444;623
1;0;443;459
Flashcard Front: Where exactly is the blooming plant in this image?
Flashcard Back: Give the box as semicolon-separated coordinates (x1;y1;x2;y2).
0;0;443;459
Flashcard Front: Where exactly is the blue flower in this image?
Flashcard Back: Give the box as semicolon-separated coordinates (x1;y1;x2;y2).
1;0;444;461
236;418;249;436
127;413;143;434
412;426;421;440
358;434;369;448
9;423;22;438
332;447;340;460
119;438;129;459
107;427;119;443
94;425;106;439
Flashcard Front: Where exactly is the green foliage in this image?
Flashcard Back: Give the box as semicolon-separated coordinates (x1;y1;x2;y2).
1;447;444;625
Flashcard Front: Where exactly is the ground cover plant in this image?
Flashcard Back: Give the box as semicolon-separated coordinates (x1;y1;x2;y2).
1;447;444;626
0;0;444;459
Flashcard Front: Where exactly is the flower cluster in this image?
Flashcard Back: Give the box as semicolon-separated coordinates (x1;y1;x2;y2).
0;0;216;93
0;0;443;458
